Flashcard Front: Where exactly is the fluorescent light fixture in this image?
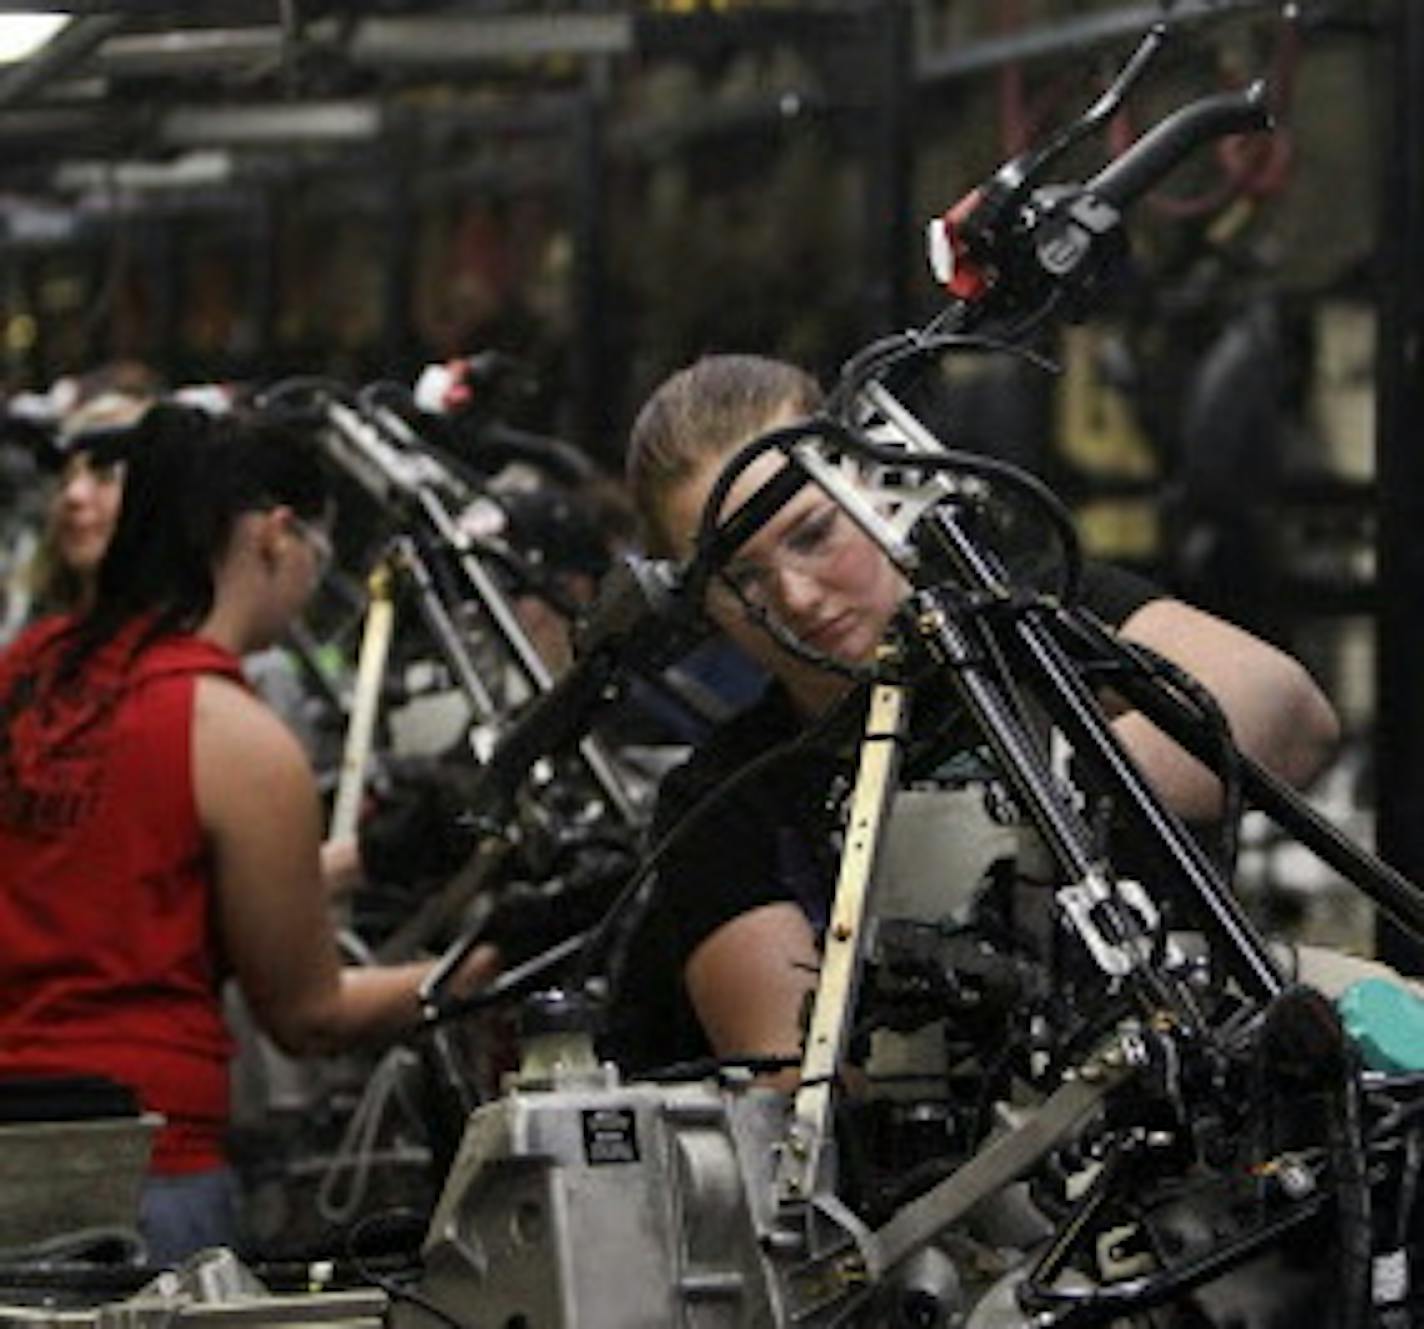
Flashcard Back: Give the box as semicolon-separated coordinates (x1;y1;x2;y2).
350;14;633;65
54;149;234;193
0;12;71;65
160;101;382;145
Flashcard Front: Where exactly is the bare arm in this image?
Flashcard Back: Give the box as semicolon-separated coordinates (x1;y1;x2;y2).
1112;599;1340;822
194;676;497;1057
683;901;820;1088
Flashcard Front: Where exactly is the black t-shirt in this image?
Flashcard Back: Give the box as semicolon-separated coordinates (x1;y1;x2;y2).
602;562;1164;1074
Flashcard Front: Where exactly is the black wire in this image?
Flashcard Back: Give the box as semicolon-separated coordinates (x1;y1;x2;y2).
430;928;586;1022
357;380;418;416
1395;1125;1422;1250
626;1053;802;1083
967;1037;1024;1149
253;375;357;412
1063;606;1246;879
968;593;1051;762
716;572;875;684
1026;1195;1329;1328
824;328;1059;418
991;288;1069;347
1371;1085;1424;1143
573;680;870;997
1250;990;1371;1329
1332;1046;1372;1329
822;422;1085;605
684;419;877;685
683;392;1087;750
1120;637;1244;873
688;406;1085;633
345;1208;476;1329
688;418;850;592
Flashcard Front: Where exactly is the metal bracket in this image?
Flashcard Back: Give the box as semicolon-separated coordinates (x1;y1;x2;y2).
774;682;910;1210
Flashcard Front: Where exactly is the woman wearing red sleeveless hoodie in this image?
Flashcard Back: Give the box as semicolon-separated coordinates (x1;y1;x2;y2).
0;404;496;1263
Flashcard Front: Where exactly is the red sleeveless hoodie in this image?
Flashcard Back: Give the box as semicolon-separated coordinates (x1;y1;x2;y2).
0;615;245;1173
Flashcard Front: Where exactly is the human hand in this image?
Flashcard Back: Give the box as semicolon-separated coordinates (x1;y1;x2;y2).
446;941;502;1001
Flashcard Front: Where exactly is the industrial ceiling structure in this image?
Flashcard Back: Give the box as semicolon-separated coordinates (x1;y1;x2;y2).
0;0;1285;241
0;0;1311;443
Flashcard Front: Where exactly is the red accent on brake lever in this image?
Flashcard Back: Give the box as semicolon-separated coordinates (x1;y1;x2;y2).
445;360;474;410
933;188;992;300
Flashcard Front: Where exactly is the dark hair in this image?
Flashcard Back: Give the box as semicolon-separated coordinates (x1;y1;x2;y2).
57;402;327;680
31;402;153;613
625;354;822;557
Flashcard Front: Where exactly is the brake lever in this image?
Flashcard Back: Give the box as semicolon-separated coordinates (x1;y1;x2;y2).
929;23;1170;304
1007;22;1170;201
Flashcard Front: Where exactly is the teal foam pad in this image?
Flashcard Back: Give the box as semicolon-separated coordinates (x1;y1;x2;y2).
1338;977;1424;1073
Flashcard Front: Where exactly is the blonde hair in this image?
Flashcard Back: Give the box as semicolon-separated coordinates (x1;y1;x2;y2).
625;354;822;557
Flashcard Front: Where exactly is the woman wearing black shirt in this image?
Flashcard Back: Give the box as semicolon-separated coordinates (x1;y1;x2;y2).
614;353;1338;1076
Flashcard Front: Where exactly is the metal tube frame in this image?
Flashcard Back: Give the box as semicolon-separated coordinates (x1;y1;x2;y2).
319;395;640;828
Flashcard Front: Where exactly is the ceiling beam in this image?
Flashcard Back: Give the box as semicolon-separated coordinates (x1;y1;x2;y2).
918;0;1281;82
94;25;289;77
347;14;634;66
0;12;125;108
0;103;119;138
159;99;383;146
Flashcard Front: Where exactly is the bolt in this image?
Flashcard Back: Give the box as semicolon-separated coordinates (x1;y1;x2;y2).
1120;1034;1149;1066
761;1229;805;1256
838;1254;868;1285
1276;1158;1316;1200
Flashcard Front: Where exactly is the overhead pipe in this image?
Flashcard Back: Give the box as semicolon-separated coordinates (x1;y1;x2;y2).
0;13;126;110
920;0;1279;84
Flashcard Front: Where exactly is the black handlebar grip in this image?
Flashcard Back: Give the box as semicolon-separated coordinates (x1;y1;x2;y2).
1086;82;1273;211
